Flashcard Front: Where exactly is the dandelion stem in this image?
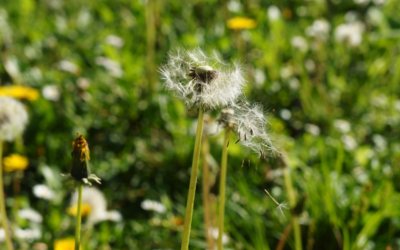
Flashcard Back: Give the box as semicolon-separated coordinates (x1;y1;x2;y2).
202;136;214;250
181;108;205;250
74;182;83;250
282;154;302;250
218;128;230;250
0;139;14;250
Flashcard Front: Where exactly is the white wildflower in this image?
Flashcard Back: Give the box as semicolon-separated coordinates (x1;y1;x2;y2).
141;199;166;214
334;22;365;47
280;109;291;120
105;35;124;48
305;59;316;73
42;85;60;101
345;11;358;23
288;78;300;90
70;187;120;224
95;56;123;78
291;36;308;52
15;228;41;240
354;0;370;5
59;60;79;74
334;119;351;133
341;135;357;151
304;123;320;136
305;19;330;40
228;101;278;159
77;78;91;89
209;227;229;244
267;6;281;21
160;47;246;111
372;0;385;5
33;184;54;200
0;228;5;242
18;208;42;223
107;210;122;222
0;97;28;141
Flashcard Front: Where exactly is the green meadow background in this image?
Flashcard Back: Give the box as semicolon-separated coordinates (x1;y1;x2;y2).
1;0;400;249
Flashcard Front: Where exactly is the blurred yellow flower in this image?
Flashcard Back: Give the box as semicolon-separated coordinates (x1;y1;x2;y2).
67;203;92;217
3;154;28;172
227;17;257;30
54;238;82;250
0;86;39;101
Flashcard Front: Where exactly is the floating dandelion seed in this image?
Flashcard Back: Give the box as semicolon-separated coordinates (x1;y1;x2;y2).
160;47;246;111
264;189;288;218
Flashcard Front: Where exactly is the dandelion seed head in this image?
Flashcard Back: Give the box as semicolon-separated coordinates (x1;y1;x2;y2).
0;96;28;141
230;101;278;158
160;47;246;110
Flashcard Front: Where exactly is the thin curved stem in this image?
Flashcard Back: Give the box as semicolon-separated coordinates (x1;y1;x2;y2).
0;139;14;250
181;108;205;250
218;128;230;250
202;136;214;249
75;183;83;250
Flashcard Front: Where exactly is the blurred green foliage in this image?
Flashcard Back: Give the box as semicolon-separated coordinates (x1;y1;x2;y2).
1;0;400;249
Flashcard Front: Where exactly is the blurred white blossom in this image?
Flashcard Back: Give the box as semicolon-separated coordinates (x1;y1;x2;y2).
291;36;308;52
42;85;60;101
354;0;370;5
305;19;330;40
305;59;316;73
160;47;245;110
341;135;357;150
209;227;229;245
105;35;124;48
77;78;91;89
59;60;79;74
141;199;166;213
280;109;291;120
70;187;121;224
334;119;351;133
0;97;28;142
18;209;42;223
305;123;321;136
33;184;54;200
15;228;41;240
95;57;123;78
334;22;365;47
267;6;281;21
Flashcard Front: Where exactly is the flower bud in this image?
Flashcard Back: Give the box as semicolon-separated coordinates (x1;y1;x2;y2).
71;134;90;180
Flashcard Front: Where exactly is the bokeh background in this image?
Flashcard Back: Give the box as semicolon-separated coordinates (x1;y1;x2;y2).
0;0;400;249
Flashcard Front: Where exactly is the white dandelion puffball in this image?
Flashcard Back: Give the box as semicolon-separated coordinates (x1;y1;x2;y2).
0;97;28;141
334;22;365;47
70;187;120;224
33;184;54;200
42;85;60;101
228;101;278;159
140;199;167;213
160;47;246;110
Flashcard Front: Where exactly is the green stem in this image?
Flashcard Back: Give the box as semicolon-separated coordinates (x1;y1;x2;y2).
282;154;302;250
74;183;83;250
202;136;214;250
218;128;229;250
181;108;205;250
0;139;14;250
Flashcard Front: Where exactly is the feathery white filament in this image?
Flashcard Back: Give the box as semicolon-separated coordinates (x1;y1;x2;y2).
230;101;278;158
160;47;246;110
0;96;28;141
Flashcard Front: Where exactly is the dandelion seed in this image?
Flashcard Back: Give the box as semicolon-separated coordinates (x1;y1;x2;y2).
264;189;288;218
227;140;230;147
235;138;241;144
160;47;246;111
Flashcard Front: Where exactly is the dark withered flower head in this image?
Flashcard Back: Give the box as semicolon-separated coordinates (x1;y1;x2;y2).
62;134;101;187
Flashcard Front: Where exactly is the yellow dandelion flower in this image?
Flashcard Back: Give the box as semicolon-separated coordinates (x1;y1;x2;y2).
3;154;28;172
0;86;39;101
67;203;92;217
226;17;257;30
54;238;82;250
